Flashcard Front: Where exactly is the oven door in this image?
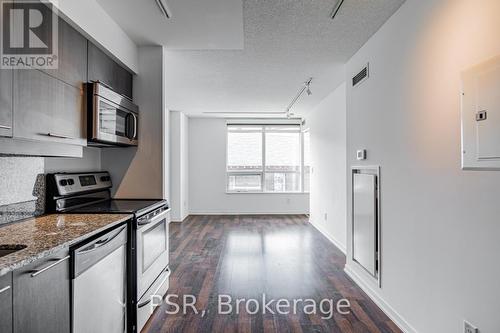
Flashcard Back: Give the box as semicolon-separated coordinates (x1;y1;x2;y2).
92;95;138;146
136;209;170;299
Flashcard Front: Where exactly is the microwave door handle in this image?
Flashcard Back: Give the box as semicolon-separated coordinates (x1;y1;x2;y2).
132;113;137;139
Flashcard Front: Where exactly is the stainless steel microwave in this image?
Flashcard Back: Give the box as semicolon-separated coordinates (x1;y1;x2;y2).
86;82;139;147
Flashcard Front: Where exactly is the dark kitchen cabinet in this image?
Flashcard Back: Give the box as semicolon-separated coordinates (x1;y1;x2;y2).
0;273;13;333
88;42;133;99
0;69;13;137
41;18;87;88
13;69;86;146
13;250;70;333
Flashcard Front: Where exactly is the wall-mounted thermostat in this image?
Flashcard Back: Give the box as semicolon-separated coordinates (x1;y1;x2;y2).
356;149;366;160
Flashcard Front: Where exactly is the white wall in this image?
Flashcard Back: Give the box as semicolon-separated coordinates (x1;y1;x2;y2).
51;0;138;72
188;118;309;214
170;111;189;222
344;1;500;332
102;46;167;199
307;82;347;253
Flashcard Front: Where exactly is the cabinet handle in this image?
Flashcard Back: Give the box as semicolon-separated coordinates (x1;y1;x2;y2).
0;125;11;130
31;256;70;278
45;132;76;140
0;285;10;294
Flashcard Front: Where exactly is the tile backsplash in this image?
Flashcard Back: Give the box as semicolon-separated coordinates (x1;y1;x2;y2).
0;156;45;224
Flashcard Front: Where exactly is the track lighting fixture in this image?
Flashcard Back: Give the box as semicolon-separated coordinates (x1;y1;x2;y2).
330;0;345;20
285;77;313;118
154;0;172;19
203;78;313;119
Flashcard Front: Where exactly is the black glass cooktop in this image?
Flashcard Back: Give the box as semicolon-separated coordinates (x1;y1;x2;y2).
70;199;167;216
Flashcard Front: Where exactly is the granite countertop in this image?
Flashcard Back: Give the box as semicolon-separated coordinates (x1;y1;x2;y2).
0;213;133;276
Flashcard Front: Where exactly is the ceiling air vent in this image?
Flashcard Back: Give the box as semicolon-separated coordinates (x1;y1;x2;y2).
352;63;369;87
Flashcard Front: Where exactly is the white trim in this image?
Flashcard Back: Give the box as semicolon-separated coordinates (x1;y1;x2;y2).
226;118;302;125
309;219;346;254
170;215;189;223
344;265;418;333
225;191;307;194
189;211;309;215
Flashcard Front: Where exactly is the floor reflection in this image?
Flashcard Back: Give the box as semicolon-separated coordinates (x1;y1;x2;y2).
144;215;400;333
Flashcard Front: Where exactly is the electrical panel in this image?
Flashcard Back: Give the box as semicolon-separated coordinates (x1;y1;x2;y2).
461;56;500;169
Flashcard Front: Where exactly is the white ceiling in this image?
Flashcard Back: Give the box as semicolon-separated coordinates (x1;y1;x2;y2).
96;0;244;49
99;0;405;117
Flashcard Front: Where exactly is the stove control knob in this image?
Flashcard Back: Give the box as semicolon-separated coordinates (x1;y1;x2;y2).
59;179;68;186
67;179;75;185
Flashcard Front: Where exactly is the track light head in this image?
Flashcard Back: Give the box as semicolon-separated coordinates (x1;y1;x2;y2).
154;0;172;19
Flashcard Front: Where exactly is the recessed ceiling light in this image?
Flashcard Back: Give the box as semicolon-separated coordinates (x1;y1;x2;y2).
154;0;172;19
330;0;345;20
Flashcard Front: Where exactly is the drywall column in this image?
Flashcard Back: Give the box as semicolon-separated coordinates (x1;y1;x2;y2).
306;82;347;253
170;111;189;222
102;46;167;199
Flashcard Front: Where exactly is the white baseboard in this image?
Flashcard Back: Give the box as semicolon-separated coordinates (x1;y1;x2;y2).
170;213;188;223
309;219;346;254
344;265;417;333
170;216;189;223
188;212;309;216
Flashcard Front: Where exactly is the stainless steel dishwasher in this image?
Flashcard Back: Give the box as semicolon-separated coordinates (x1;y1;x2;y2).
72;224;128;333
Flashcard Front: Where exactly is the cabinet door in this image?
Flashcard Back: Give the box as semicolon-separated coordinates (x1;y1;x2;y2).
88;42;115;88
42;18;87;88
0;273;13;333
13;250;70;333
88;42;133;99
0;69;13;137
113;62;133;99
13;69;85;146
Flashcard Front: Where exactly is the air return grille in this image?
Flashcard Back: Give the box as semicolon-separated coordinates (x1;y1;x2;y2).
352;64;369;87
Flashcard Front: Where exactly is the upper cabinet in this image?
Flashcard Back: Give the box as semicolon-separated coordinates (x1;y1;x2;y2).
12;16;87;146
13;69;85;146
88;42;133;99
1;1;134;155
0;69;13;137
41;18;87;88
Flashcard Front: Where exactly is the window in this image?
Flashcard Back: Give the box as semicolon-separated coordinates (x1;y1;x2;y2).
303;130;310;192
226;124;307;193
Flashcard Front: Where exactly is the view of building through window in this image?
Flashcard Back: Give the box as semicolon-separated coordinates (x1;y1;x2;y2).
226;124;309;192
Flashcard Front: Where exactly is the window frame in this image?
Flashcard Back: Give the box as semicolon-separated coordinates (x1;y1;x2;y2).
302;128;310;194
226;123;307;194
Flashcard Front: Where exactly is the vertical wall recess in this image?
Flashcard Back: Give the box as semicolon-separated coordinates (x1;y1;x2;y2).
351;166;380;286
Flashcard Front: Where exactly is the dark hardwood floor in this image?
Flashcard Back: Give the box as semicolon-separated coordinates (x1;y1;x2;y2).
143;215;400;333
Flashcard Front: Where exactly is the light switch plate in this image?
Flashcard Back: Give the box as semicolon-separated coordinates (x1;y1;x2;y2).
356;149;366;160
